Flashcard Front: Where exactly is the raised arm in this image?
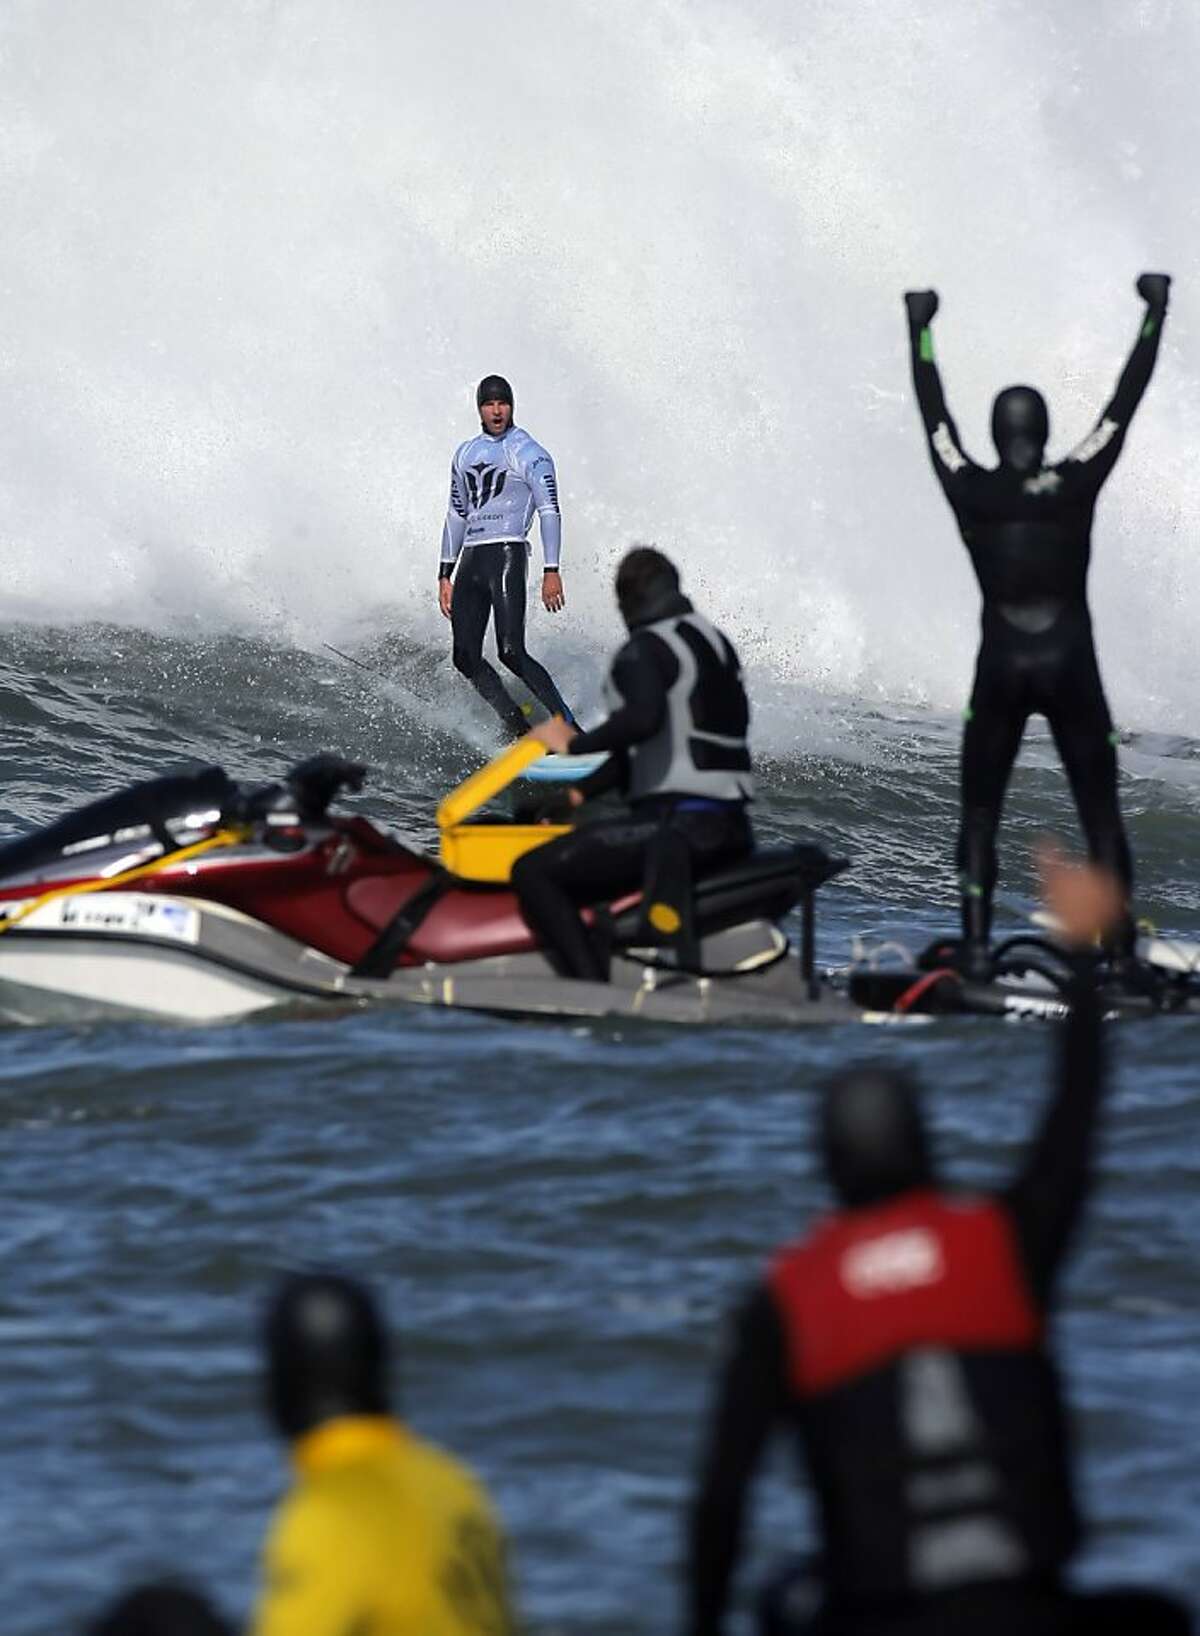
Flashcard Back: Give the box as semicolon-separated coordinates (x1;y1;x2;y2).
904;289;976;492
1004;956;1103;1308
1003;854;1123;1307
1063;274;1170;482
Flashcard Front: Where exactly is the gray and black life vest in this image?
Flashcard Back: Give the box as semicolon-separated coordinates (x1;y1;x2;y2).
607;611;753;804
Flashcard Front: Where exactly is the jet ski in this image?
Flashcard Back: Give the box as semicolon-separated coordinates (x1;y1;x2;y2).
0;746;862;1027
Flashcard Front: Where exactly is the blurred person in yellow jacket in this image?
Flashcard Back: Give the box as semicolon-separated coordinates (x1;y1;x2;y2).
251;1272;518;1636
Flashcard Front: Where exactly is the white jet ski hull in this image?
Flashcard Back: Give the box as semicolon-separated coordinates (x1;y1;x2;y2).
0;892;362;1025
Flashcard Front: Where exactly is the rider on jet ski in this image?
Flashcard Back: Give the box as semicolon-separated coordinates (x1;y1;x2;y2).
514;548;754;980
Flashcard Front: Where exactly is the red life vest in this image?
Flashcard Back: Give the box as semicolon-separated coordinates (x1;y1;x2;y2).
767;1190;1078;1608
769;1190;1040;1392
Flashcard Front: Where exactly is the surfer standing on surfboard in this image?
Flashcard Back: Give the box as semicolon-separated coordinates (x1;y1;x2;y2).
905;276;1171;981
438;375;577;738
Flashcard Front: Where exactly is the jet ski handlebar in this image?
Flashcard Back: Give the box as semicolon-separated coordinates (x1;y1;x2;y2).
0;754;372;885
231;754;370;827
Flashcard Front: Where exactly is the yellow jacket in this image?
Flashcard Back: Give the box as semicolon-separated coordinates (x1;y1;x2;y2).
250;1416;517;1636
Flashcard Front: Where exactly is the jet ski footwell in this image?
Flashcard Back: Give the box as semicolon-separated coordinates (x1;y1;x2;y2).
382;948;868;1028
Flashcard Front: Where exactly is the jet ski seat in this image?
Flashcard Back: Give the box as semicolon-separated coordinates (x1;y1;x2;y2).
611;842;849;992
692;843;847;916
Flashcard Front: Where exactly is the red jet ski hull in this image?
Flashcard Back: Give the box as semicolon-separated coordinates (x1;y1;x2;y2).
103;819;542;968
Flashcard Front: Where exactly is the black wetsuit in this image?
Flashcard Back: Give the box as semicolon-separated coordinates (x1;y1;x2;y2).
686;972;1192;1636
511;594;752;981
908;303;1167;948
450;543;574;737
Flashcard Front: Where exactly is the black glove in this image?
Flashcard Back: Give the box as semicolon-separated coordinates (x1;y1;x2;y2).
1136;272;1171;310
904;289;939;328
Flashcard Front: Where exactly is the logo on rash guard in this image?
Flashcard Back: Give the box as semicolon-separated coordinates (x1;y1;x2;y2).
1068;418;1118;464
932;424;967;473
1022;470;1062;496
529;456;559;507
464;462;509;509
841;1228;945;1297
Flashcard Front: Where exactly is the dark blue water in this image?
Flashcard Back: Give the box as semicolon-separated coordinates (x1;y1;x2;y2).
1;627;1197;1633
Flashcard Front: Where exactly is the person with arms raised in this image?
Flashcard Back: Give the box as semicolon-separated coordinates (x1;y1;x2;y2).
904;277;1170;979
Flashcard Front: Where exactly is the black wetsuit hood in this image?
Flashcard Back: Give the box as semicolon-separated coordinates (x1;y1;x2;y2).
89;1584;233;1636
624;588;692;630
615;546;688;630
476;373;513;409
264;1273;391;1442
992;385;1049;473
819;1064;934;1208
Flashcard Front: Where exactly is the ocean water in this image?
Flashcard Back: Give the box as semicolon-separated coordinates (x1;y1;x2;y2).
1;2;1198;1630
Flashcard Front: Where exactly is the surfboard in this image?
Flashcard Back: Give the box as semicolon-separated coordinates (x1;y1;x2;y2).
522;752;610;784
1135;934;1200;975
1031;909;1200;975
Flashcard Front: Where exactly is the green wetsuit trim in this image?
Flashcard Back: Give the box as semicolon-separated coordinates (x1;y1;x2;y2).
919;328;935;362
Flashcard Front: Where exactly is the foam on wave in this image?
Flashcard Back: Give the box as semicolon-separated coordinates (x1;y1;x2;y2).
1;0;1198;742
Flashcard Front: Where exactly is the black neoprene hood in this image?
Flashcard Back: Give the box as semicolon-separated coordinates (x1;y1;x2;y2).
819;1064;935;1208
992;385;1049;472
264;1272;391;1441
615;546;682;628
476;374;513;409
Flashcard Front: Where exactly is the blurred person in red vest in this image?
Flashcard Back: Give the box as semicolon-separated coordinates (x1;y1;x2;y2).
686;852;1192;1636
